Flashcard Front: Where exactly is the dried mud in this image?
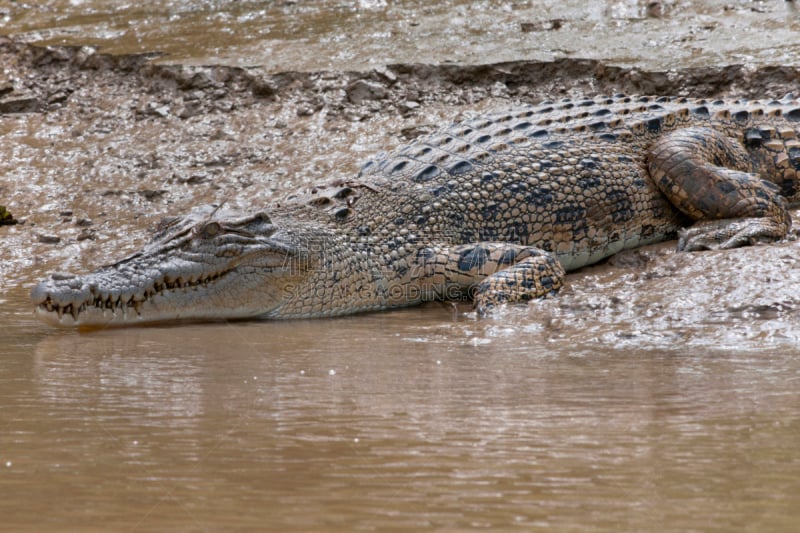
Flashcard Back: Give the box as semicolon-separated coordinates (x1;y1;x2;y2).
2;36;800;349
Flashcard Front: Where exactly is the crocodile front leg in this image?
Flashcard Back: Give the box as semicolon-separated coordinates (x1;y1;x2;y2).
647;126;791;251
471;249;565;315
414;243;565;314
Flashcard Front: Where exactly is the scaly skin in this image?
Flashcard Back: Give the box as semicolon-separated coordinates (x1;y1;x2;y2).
31;94;800;327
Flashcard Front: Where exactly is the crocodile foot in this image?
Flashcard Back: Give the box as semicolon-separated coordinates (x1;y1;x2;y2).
473;251;565;316
678;217;790;251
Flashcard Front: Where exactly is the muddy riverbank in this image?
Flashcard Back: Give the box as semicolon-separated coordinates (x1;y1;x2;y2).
3;35;800;349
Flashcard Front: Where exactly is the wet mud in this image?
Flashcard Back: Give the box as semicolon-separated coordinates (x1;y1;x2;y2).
4;0;800;72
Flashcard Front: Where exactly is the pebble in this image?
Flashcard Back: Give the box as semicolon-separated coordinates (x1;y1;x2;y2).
345;79;387;105
0;94;42;113
37;234;61;244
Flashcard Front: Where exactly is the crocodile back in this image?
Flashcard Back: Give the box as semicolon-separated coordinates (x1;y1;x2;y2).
350;95;800;269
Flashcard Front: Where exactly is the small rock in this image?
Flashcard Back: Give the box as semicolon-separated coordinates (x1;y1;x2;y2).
37;234;61;244
375;67;397;84
48;91;70;104
74;45;98;67
344;110;369;123
251;78;277;98
184;71;213;90
345;79;387;105
0;94;42;114
59;210;73;217
76;218;93;227
520;19;565;32
177;101;202;119
296;106;315;117
297;98;323;117
185;90;203;101
183;174;209;185
399;100;420;114
140;102;170;118
77;229;96;241
213;101;234;113
138;189;166;200
645;1;664;18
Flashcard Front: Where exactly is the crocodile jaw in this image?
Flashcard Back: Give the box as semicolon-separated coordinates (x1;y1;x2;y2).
30;267;288;327
30;206;323;327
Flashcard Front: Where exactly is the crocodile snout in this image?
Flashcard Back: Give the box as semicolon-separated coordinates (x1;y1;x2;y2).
30;273;96;326
31;272;83;303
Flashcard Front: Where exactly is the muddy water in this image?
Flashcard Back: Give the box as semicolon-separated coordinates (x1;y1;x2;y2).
4;290;800;531
3;0;800;531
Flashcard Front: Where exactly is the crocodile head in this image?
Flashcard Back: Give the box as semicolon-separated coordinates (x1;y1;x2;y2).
31;206;318;327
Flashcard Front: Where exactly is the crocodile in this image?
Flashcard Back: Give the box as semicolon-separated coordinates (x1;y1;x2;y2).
31;94;800;327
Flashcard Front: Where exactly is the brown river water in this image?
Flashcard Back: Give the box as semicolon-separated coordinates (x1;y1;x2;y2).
2;1;800;531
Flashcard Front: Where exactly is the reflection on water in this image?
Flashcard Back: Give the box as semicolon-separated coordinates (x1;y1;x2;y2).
3;284;800;530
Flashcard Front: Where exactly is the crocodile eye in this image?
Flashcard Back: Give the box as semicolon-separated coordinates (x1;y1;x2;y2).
202;221;221;237
253;212;271;224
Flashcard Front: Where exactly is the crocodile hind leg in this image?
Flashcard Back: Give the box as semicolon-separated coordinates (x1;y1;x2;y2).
430;243;566;314
648;126;791;251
